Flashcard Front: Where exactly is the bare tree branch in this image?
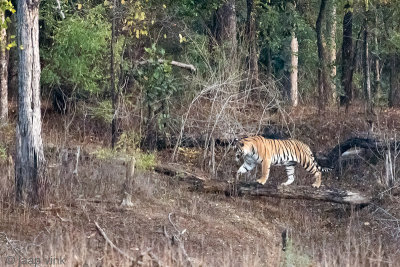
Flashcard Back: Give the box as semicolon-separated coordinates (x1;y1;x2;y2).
55;0;65;20
94;221;164;266
137;59;196;72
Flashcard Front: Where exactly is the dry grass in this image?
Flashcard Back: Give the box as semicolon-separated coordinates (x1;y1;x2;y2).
0;104;400;266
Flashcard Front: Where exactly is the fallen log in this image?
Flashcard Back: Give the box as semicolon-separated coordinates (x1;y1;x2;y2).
137;59;196;72
316;137;385;168
237;183;372;205
154;164;372;205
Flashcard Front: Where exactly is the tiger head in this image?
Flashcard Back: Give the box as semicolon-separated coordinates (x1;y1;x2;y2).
234;137;256;162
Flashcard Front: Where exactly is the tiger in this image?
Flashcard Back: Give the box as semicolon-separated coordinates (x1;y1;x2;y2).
234;136;331;188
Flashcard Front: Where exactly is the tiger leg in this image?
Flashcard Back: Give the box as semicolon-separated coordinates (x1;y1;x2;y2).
238;160;255;174
282;164;296;186
312;171;322;188
257;159;271;185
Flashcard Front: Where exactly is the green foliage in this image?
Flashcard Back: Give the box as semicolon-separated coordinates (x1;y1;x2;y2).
388;31;400;51
1;0;15;50
137;44;180;132
282;239;312;267
115;131;156;170
115;131;141;153
119;0;149;39
5;35;16;50
35;0;400;112
41;5;112;95
0;0;15;30
172;0;220;28
181;33;211;77
92;129;156;170
91;147;117;160
141;44;176;101
296;16;318;98
135;152;156;171
87;100;114;124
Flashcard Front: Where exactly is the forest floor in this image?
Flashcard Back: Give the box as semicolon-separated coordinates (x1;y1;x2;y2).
0;104;400;266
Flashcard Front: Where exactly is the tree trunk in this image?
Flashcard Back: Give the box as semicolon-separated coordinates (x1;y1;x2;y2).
373;10;381;99
212;0;237;91
340;0;354;107
290;30;298;107
265;29;273;78
0;9;8;124
266;45;272;78
15;0;46;205
215;0;237;54
111;0;117;149
389;55;398;107
246;0;259;87
316;0;329;109
363;3;373;114
327;0;337;103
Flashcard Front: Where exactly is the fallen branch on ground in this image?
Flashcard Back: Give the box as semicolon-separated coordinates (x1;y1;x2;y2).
154;164;372;205
94;221;163;266
94;221;135;262
319;135;400;167
137;59;196;72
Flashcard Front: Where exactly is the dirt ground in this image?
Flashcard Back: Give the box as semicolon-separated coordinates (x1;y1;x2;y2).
1;105;400;266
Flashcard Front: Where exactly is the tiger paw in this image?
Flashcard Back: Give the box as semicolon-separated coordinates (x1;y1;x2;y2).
311;182;321;188
256;178;266;185
238;166;247;174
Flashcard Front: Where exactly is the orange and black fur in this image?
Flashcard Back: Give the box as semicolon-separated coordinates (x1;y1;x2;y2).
235;136;331;188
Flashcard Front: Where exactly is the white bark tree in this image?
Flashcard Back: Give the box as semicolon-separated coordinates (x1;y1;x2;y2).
363;0;372;114
327;0;337;103
373;9;381;99
0;8;8;124
316;0;329;109
15;0;46;204
290;31;298;107
247;0;259;88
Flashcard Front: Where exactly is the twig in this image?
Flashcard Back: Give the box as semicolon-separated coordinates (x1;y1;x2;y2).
94;221;136;261
94;221;164;266
147;251;164;267
166;213;192;266
168;213;184;235
0;232;24;257
76;198;117;204
56;212;72;223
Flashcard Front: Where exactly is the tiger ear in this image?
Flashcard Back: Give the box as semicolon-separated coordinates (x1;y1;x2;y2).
233;138;244;147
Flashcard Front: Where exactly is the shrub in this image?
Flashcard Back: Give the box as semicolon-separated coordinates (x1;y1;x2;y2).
282;239;312;267
41;5;116;96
